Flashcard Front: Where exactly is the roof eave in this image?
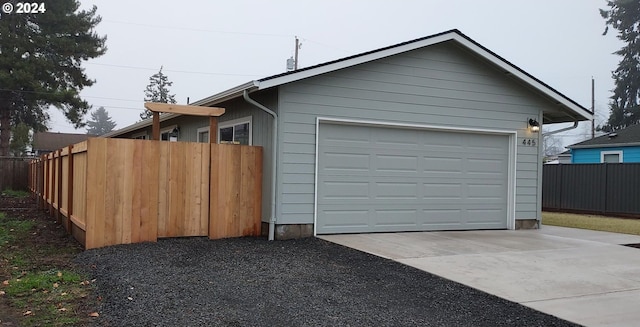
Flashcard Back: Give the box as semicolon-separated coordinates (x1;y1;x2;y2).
569;142;640;149
190;81;259;106
103;81;259;138
102;113;180;138
256;30;591;122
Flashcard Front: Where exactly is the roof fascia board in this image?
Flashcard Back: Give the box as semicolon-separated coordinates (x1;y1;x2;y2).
569;142;640;149
256;32;592;122
190;81;258;106
256;33;454;90
452;36;593;121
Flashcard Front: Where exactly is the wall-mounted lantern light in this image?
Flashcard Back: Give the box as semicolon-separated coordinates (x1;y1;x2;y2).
169;126;180;142
528;118;540;132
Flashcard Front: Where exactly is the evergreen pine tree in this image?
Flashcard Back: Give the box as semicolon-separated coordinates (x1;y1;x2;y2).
600;0;640;131
141;66;176;120
0;0;107;155
9;123;31;157
86;107;117;135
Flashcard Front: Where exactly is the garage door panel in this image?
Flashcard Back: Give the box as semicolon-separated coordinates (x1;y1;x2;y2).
374;209;418;226
322;209;370;222
423;183;463;199
467;184;506;200
373;128;421;146
321;181;370;200
321;152;370;172
467;158;505;172
375;182;418;199
422;157;463;172
374;154;419;173
317;123;509;234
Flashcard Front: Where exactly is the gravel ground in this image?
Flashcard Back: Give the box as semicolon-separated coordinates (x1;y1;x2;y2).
74;237;580;327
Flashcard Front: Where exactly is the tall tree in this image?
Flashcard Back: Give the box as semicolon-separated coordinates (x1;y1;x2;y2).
9;122;31;157
86;106;116;135
0;0;107;156
543;134;563;158
141;66;176;120
600;0;640;131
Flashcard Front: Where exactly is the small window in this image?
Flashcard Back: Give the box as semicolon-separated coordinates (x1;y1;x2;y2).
218;117;252;145
601;151;623;163
132;132;148;140
197;126;209;143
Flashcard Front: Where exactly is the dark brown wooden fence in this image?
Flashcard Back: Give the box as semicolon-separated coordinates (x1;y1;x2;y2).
0;157;30;191
542;163;640;217
29;138;262;249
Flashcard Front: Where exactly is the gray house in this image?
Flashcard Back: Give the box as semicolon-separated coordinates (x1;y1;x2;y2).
104;30;592;239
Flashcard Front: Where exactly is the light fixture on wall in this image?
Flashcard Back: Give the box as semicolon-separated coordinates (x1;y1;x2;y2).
528;118;540;132
169;127;180;142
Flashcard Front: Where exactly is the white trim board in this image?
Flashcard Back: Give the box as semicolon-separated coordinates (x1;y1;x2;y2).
196;126;210;143
313;117;518;236
601;150;623;163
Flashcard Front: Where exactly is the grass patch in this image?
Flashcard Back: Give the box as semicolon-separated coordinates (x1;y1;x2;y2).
4;270;89;326
542;212;640;236
0;209;93;326
0;212;36;245
2;189;30;198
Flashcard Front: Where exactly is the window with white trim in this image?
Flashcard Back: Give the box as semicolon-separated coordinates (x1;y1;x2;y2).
197;126;210;143
601;150;623;163
218;117;252;145
132;132;148;140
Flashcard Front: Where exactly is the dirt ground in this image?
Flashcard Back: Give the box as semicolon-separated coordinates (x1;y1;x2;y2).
0;194;90;326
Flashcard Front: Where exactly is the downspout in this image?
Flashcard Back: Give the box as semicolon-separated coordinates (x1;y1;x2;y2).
243;90;278;241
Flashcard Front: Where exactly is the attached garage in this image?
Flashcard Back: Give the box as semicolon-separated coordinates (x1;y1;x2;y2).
315;121;515;234
107;29;594;239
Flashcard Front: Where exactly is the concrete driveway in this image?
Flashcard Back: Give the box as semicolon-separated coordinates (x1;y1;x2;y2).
319;226;640;327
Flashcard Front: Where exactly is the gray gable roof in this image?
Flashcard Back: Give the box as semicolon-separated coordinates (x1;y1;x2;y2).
105;29;592;138
569;124;640;149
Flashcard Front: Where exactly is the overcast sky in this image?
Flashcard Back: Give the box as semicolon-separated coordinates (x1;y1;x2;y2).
48;0;622;147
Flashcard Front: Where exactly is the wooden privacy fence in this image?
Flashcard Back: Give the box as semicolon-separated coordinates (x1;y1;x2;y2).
29;138;262;249
542;163;640;217
1;157;30;191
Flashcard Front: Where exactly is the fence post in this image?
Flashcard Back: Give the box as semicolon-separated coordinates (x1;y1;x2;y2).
603;163;608;216
57;149;63;224
44;154;49;212
66;145;74;232
38;158;44;209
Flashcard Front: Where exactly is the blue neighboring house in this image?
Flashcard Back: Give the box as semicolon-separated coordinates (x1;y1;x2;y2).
568;124;640;163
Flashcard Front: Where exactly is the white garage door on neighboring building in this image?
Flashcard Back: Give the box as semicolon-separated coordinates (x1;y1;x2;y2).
315;122;512;234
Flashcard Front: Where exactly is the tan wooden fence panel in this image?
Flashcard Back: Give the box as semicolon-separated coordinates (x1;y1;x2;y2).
209;144;263;239
157;142;210;238
85;138;159;249
31;138;263;249
71;143;88;231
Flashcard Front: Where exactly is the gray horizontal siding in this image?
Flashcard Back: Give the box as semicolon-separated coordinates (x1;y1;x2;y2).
277;41;546;225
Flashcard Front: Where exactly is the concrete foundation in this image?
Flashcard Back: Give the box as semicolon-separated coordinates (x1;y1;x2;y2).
261;223;314;240
260;221;539;239
515;219;539;229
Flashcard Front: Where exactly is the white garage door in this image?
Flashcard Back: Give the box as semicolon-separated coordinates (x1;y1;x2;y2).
316;123;511;234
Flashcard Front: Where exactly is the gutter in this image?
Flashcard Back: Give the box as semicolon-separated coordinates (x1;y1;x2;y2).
243;90;278;241
542;120;579;136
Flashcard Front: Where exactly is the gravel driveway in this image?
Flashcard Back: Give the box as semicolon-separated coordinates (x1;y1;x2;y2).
74;237;579;327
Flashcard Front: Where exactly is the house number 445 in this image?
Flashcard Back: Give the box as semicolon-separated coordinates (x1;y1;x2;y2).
522;139;537;146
